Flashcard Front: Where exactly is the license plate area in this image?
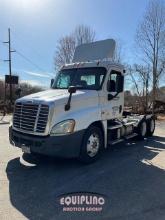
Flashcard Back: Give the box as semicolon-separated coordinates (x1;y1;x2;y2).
21;145;31;154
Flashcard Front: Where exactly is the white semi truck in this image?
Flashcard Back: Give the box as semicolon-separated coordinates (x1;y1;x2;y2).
9;39;155;163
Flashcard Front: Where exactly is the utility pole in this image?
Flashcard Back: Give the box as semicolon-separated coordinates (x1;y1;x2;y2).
3;28;16;106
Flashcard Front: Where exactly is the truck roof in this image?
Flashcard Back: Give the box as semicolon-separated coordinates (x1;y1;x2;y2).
62;60;124;72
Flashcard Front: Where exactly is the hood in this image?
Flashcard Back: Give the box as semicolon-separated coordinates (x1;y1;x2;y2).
17;89;98;104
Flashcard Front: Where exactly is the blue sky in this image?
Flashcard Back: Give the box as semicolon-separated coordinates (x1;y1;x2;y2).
0;0;149;87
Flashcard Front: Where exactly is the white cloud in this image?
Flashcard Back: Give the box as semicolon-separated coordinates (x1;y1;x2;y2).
24;70;54;78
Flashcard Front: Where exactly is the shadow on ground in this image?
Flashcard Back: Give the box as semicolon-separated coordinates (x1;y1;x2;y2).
6;135;165;220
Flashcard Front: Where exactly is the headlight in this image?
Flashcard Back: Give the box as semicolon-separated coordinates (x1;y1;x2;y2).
50;120;75;136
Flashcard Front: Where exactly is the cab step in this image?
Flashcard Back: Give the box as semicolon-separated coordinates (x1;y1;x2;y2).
124;133;138;140
107;124;123;130
108;138;124;145
108;133;138;146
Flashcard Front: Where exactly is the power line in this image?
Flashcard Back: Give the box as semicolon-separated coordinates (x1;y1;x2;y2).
3;39;46;73
10;30;44;61
15;49;46;73
2;29;53;78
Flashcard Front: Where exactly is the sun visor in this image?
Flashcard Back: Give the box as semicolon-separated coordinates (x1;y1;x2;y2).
73;39;116;63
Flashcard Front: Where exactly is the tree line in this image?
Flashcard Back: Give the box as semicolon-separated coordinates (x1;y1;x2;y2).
0;80;42;106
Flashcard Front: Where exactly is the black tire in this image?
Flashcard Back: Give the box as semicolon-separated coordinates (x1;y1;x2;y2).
146;118;155;136
78;126;104;164
136;120;147;140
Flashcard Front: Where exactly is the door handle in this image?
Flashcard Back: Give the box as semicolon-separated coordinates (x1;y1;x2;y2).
119;105;122;113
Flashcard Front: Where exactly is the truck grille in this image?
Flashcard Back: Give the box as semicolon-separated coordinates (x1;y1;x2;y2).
13;102;49;133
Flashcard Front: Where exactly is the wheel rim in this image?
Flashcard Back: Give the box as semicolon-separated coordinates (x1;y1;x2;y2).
141;122;147;136
87;133;100;157
150;119;155;133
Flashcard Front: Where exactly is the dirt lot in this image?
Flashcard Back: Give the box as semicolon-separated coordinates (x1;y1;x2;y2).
0;119;165;220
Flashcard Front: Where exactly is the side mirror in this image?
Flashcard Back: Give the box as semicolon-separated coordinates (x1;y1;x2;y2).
50;79;54;88
68;86;77;94
116;75;124;93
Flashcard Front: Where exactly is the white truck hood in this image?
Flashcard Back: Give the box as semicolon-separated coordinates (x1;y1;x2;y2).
18;89;68;102
17;89;98;104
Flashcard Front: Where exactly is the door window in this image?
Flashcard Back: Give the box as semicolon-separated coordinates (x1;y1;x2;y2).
107;70;123;92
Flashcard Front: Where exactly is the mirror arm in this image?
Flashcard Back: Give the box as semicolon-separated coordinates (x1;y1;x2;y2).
113;92;119;98
108;92;119;101
65;86;77;111
65;93;72;111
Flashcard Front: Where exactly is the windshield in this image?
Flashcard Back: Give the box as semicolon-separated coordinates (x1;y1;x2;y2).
52;67;106;90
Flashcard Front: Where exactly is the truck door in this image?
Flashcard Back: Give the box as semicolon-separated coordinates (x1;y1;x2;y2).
100;69;124;120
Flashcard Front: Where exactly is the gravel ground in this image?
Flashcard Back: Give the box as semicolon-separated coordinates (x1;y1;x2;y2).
0;120;165;220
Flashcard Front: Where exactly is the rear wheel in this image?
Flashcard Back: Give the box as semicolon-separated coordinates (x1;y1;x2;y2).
146;118;155;136
78;126;104;164
137;120;147;140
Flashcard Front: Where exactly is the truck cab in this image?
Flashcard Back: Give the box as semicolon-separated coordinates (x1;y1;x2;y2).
9;39;155;163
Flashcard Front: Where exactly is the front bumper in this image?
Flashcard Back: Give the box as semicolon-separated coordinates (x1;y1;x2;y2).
9;126;85;158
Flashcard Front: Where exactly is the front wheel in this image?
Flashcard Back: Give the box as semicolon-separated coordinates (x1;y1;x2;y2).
78;126;104;164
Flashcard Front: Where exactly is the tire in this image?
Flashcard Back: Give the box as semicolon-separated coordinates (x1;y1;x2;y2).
137;120;147;140
78;126;104;164
146;118;155;136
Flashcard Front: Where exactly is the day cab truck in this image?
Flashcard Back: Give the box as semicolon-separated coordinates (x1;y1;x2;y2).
9;39;155;163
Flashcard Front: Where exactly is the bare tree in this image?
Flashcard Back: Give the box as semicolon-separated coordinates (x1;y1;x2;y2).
54;35;76;71
54;24;96;70
125;64;151;113
134;64;151;111
126;65;142;97
0;79;43;112
74;24;95;46
112;39;124;63
136;0;165;113
0;80;4;101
